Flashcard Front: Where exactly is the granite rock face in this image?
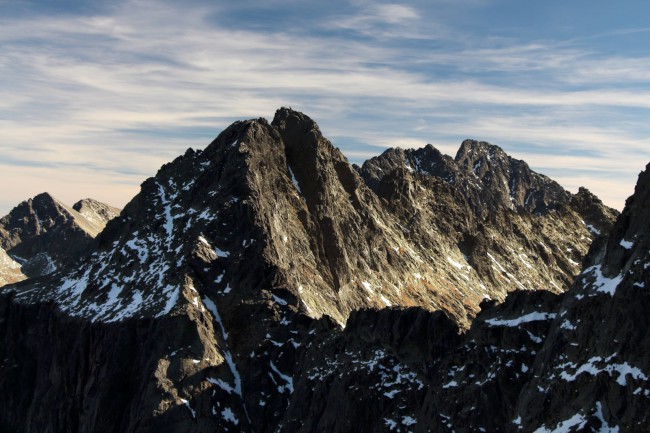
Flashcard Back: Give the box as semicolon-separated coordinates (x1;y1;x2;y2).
0;108;641;433
278;162;650;433
360;140;617;324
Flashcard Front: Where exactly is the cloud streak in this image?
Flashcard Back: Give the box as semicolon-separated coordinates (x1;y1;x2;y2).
0;0;649;213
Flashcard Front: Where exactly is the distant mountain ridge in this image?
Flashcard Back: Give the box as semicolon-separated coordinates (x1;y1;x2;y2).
0;108;640;433
0;193;120;284
361;139;615;221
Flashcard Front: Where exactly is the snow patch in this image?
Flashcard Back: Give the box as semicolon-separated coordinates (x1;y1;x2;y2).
125;238;149;263
559;356;648;386
583;265;623;297
447;256;465;271
180;398;196;418
560;320;577;331
214;247;230;258
402;416;417;426
362;281;374;294
533;402;619;433
442;380;458;389
269;361;294;394
288;165;303;196
620;239;634;249
384;389;399;399
485;311;557;327
160;285;180;316
272;294;288;306
586;224;601;236
221;407;239;425
380;295;392;307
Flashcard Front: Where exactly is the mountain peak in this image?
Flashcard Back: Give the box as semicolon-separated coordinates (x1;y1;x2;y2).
455;139;506;162
272;107;321;135
32;191;60;205
0;194;120;281
454;139;571;213
72;198;121;232
598;162;650;276
571;186;619;238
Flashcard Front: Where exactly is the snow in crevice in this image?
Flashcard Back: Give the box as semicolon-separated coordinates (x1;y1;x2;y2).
180;398;196;419
484;311;557;327
447;256;467;271
287;164;303;198
56;267;92;306
487;252;530;291
362;281;374;294
269;361;294;394
157;183;175;242
203;295;252;424
272;294;288;306
473;160;481;174
380;295;392;307
199;235;230;259
518;253;533;269
36;253;57;275
305;348;424;399
159;285;180;317
586;224;601;236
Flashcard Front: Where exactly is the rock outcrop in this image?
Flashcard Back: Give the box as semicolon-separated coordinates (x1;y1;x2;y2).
0;108;638;433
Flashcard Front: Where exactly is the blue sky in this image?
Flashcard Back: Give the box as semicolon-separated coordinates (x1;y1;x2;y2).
1;0;650;215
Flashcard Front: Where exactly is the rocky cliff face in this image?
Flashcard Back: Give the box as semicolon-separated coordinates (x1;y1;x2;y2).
510;161;650;432
360;139;617;325
0;193;120;282
0;108;638;433
275;162;650;433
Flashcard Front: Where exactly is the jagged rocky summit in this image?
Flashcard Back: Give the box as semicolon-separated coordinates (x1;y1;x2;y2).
287;161;650;433
0;193;120;285
0;108;635;433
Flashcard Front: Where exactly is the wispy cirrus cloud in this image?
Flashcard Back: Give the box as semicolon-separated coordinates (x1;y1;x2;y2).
0;0;649;213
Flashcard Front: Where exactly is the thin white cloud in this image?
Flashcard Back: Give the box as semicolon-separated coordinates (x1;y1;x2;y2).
0;0;648;214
